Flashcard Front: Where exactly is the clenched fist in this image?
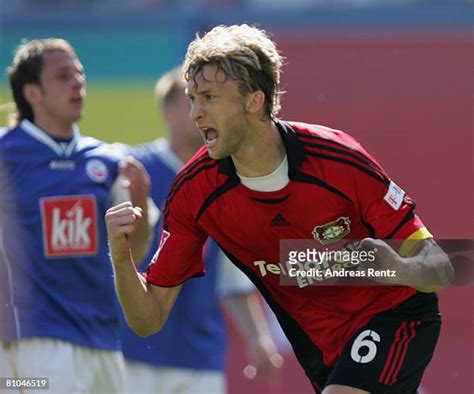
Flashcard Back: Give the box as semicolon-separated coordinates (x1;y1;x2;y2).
105;201;143;263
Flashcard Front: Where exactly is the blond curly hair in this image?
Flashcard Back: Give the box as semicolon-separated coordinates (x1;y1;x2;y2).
183;24;284;120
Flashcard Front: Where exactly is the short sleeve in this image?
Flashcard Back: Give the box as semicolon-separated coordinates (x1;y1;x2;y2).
351;152;429;242
144;189;207;287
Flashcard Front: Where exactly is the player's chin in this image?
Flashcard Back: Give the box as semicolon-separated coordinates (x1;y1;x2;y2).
206;147;226;160
69;111;83;123
69;104;84;120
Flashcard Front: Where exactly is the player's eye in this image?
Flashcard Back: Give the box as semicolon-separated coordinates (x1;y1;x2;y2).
57;73;70;81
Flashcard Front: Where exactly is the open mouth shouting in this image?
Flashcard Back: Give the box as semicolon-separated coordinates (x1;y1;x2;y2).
70;95;84;107
200;126;218;149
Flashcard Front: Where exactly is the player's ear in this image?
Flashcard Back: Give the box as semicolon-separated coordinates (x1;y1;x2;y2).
23;83;41;106
162;103;173;123
245;90;265;114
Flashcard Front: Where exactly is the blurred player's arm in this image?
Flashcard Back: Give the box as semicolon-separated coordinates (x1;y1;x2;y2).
105;201;178;336
217;251;283;380
357;237;453;293
111;156;159;263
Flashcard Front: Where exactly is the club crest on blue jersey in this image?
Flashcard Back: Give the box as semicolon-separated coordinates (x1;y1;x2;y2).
40;195;98;257
86;159;108;183
313;217;351;245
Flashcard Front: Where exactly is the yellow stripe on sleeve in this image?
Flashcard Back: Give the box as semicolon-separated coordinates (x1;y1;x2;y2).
399;227;433;257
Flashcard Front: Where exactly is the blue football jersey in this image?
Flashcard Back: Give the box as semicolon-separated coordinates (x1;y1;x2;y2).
0;120;124;350
120;139;253;371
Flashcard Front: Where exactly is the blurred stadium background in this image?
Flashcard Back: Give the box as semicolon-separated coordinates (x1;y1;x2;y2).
1;1;473;393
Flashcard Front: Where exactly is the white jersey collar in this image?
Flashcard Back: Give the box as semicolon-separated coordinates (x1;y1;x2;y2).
238;155;289;192
21;119;80;157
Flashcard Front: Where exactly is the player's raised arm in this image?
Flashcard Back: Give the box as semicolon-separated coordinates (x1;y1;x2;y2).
105;202;181;336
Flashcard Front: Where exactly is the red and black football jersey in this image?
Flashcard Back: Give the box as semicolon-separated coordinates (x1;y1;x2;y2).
145;120;430;383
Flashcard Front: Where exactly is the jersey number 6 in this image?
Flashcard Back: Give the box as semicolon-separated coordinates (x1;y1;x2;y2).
350;329;381;363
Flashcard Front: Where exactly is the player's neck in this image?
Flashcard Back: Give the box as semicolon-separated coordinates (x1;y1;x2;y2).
33;114;75;139
232;120;285;178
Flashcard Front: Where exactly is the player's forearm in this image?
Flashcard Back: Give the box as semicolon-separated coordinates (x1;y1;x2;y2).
399;239;454;292
111;254;164;336
224;292;283;375
224;292;274;346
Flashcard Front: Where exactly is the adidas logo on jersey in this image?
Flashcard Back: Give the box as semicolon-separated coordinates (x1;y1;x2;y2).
270;213;290;227
40;195;98;257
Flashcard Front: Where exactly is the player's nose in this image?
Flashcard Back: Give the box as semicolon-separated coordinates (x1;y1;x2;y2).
190;101;205;121
73;72;86;89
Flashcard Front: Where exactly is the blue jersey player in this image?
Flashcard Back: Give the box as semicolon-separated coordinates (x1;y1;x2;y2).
118;68;283;394
0;39;153;393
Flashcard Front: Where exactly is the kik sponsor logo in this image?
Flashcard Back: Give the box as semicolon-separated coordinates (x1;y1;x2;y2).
40;195;98;257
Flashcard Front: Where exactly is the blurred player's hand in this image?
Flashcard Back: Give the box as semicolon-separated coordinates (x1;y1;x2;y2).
244;335;284;384
357;238;452;289
352;238;407;285
105;202;143;262
119;156;151;207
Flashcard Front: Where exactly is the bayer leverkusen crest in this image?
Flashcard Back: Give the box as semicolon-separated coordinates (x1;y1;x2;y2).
313;217;351;245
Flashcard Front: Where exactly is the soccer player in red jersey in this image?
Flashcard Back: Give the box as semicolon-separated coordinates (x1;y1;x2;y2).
106;25;453;394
